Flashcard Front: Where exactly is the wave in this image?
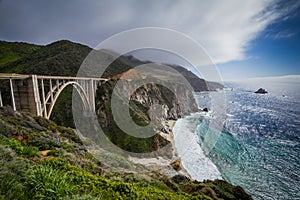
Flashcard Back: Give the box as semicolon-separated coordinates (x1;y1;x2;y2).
173;115;222;181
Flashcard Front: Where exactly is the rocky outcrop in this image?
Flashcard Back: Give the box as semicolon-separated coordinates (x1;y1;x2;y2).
95;77;199;154
170;159;182;171
255;88;268;94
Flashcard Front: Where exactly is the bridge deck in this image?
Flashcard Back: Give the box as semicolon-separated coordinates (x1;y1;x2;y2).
0;73;109;81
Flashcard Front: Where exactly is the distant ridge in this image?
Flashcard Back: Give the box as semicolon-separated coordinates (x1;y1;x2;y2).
0;40;223;91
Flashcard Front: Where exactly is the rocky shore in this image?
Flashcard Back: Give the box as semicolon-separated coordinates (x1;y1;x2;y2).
128;120;191;179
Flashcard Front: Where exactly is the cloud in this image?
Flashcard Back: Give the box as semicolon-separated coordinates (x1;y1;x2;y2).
0;0;296;64
267;29;296;39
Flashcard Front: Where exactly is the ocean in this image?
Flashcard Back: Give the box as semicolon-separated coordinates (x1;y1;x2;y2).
173;75;300;200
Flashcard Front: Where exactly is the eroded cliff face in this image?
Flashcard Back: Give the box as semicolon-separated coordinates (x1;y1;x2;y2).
128;80;198;134
95;78;199;154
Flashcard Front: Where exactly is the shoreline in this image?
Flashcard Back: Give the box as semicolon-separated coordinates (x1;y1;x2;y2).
128;119;192;179
172;113;223;181
128;113;223;182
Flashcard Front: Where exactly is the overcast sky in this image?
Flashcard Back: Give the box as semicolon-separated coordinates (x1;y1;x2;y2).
0;0;299;80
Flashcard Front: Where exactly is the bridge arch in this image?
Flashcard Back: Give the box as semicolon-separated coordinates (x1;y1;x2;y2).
45;81;91;119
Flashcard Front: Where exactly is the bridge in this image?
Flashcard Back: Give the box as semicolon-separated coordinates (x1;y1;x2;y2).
0;73;108;119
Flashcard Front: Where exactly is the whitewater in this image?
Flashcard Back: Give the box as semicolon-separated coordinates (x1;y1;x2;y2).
173;75;300;200
173;114;222;181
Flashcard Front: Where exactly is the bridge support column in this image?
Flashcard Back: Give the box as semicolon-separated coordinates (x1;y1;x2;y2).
9;79;16;111
31;75;42;116
41;79;47;118
0;91;2;107
89;79;95;112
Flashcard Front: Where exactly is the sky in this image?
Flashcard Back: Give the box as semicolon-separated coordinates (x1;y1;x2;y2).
0;0;299;80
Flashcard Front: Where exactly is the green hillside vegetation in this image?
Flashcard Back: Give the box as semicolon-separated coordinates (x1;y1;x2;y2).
0;40;90;75
0;106;252;200
0;41;41;68
0;40;133;77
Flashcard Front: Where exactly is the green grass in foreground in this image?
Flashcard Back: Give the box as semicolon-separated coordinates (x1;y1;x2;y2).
0;142;212;200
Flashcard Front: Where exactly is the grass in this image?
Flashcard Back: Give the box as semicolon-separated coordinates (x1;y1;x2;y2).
26;165;75;199
0;138;41;157
0;148;213;199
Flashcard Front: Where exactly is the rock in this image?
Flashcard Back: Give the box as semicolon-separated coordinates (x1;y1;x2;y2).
200;186;218;200
15;135;23;141
25;121;44;131
254;88;268;94
77;145;87;151
2;106;22;117
39;150;51;156
170;159;182;171
203;108;209;112
171;174;190;184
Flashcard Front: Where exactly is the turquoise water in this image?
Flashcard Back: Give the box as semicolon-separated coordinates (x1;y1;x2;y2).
193;76;300;200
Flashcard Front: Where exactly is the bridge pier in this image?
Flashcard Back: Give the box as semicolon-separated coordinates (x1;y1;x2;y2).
12;75;42;116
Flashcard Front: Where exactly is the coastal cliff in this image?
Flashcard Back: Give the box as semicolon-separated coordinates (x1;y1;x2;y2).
0;106;252;199
95;57;203;155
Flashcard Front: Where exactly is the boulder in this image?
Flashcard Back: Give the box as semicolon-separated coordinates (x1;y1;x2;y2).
254;88;268;94
203;108;209;112
171;174;190;184
170;159;182;171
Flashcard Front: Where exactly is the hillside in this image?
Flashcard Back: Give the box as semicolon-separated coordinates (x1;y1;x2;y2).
120;55;223;91
0;40;90;75
0;106;252;199
0;41;41;68
0;41;132;78
0;40;223;90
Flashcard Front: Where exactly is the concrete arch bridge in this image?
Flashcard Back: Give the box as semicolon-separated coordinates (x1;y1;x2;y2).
0;73;108;119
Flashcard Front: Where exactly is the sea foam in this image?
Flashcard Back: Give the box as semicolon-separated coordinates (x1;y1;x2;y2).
173;115;222;181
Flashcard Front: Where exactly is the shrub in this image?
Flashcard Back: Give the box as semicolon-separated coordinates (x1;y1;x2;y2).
0;138;23;153
0;145;29;199
46;148;64;157
69;194;101;200
22;146;41;157
0;138;41;157
25;165;75;199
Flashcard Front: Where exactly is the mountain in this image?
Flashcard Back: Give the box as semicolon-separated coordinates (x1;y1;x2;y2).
0;40;223;91
0;41;41;68
0;40;90;75
0;40;133;78
119;54;223;91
